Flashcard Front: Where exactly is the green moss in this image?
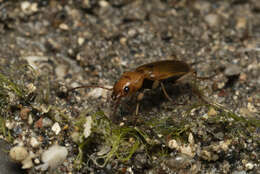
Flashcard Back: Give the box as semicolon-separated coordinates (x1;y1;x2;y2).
0;117;6;136
0;117;12;142
93;112;148;163
145;115;189;142
0;72;24;98
190;80;259;130
209;101;260;128
74;111;149;168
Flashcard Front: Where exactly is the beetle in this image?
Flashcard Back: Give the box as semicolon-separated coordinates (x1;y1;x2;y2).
68;60;210;115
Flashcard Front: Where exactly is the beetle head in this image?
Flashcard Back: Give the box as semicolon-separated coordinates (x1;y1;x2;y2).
111;71;144;102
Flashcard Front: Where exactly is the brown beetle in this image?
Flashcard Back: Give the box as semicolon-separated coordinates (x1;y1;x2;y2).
68;60;210;115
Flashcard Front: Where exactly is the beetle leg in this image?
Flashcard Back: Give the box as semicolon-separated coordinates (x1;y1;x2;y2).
160;82;173;102
161;82;187;105
135;103;140;116
135;92;144;115
175;71;194;84
152;80;160;89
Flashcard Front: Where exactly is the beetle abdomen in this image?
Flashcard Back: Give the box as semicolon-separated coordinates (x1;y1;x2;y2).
136;60;191;81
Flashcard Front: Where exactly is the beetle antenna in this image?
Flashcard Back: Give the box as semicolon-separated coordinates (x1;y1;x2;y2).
67;85;113;93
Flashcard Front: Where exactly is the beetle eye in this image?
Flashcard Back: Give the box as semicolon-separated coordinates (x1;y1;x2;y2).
123;86;129;94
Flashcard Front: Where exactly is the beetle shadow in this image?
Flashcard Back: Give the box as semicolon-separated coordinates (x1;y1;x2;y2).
121;81;193;117
142;82;192;111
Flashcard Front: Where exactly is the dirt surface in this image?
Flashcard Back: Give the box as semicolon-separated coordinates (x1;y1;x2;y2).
0;0;259;173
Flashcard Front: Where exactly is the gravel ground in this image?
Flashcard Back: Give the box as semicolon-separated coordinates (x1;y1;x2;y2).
0;0;259;174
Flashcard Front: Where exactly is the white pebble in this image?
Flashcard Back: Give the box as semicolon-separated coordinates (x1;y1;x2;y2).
204;13;220;27
78;37;85;46
30;137;40;148
36;145;68;171
59;23;69;30
34;158;40;164
52;122;61;135
28;114;33;125
247;103;257;113
21;1;30;11
55;65;67;80
188;133;194;145
245;162;254;170
26;83;36;93
22;156;34;169
99;0;109;7
5;120;15;129
21;2;38;15
180;144;195;157
168;139;179;149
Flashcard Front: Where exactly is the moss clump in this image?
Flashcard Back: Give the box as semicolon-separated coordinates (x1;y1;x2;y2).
74;111;148;168
0;72;24;98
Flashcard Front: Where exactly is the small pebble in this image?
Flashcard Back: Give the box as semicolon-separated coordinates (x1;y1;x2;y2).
245;162;254;170
236;17;247;30
30;137;40;148
194;1;211;12
168;139;179;149
42;118;53;127
219;140;232;151
99;0;109;7
59;23;69;30
165;153;193;169
247;103;257;113
5;120;15;130
28;114;33;125
87;88;104;99
20;107;30;120
128;29;137;37
208;107;217;116
120;37;127;45
9;146;29;162
87;87;110;99
200;150;219;161
188;133;194;145
224;64;241;76
36;145;68;171
55;64;67;80
217;82;226;89
204;13;220;27
21;156;34;169
71;131;81;143
78;37;85;46
180;144;195;157
26;83;36;93
35;118;43;128
52;122;61;135
21;1;38;14
34;158;40;164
